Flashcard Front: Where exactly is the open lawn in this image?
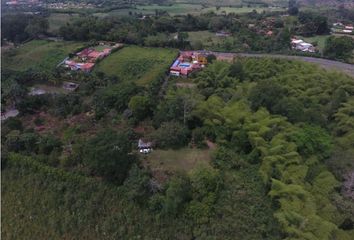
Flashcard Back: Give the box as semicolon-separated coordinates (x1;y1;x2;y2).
48;13;79;33
2;40;84;72
30;84;70;95
144;148;211;173
94;46;178;86
301;35;330;53
187;30;232;48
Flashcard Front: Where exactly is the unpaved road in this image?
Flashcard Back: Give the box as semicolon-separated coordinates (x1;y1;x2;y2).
238;53;354;78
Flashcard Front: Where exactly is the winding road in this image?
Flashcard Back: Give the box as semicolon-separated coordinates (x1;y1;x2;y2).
237;53;354;78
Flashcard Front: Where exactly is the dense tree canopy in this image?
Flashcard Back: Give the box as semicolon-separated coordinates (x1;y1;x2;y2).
83;130;136;184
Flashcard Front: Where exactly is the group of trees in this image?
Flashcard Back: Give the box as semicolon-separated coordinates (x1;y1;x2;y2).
55;11;291;52
295;11;330;36
1;14;49;43
324;36;354;62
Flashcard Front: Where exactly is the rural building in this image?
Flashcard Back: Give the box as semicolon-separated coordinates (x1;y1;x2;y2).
62;82;79;91
138;139;153;154
333;22;343;27
170;51;206;77
291;38;316;53
62;42;122;72
216;31;231;37
170;51;237;77
29;87;46;96
64;60;95;72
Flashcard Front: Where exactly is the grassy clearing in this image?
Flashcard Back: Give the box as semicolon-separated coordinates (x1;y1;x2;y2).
2;40;84;72
94;45;178;86
301;35;330;53
48;13;79;33
31;84;70;94
144;148;211;172
187;30;232;48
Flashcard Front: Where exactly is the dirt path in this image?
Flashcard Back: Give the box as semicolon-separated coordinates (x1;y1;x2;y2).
237;53;354;78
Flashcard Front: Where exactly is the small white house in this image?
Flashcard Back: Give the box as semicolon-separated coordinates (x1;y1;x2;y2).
291;38;315;53
170;70;180;77
333;22;343;27
138;139;153;154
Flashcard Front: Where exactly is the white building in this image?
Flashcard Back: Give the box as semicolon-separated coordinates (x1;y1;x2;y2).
291;38;316;53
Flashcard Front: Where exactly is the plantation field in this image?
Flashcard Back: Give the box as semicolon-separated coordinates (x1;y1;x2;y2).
2;40;83;72
145;148;211;172
2;153;279;239
48;13;79;33
94;46;178;86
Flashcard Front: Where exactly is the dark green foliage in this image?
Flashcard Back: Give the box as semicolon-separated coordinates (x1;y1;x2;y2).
206;54;216;64
94;82;139;118
212;147;244;169
324;36;354;62
288;0;299;15
290;124;332;159
128;95;152;121
25;16;49;38
123;164;151;205
186;166;222;224
228;61;244;81
16;95;48;114
210;167;281;239
2;117;23;132
161;174;192;217
272;97;305;122
297;11;329;36
1;14;31;42
192;127;207;148
50;94;82;117
248;79;287;111
83;130;136;184
151;121;189;149
38;135;62;155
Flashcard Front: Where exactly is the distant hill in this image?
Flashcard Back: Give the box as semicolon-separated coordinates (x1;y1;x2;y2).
298;0;354;8
168;0;353;8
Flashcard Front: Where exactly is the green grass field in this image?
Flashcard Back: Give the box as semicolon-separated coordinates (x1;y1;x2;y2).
2;40;83;72
94;46;178;85
145;148;211;172
301;35;330;53
187;30;233;48
48;13;79;33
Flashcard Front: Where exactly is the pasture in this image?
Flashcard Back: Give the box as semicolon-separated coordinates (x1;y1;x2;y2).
94;3;284;17
2;40;83;72
187;31;233;48
144;148;212;173
94;46;178;86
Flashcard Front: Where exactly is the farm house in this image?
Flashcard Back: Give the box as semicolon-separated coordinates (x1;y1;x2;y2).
291;38;316;53
63;42;123;72
170;51;207;77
